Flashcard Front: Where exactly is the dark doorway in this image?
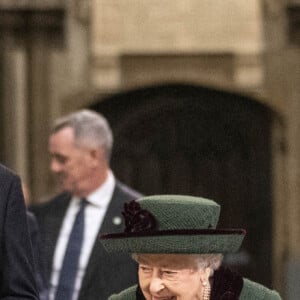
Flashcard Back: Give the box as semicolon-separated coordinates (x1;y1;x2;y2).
91;83;274;287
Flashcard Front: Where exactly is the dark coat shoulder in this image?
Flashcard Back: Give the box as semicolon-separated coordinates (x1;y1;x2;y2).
0;164;39;299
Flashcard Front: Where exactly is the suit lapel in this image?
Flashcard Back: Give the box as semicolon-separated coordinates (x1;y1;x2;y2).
100;183;127;234
78;183;126;297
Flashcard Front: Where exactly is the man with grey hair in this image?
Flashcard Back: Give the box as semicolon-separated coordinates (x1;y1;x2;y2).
30;109;141;300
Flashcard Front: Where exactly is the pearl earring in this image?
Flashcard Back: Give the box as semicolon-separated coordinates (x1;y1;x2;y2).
202;281;211;300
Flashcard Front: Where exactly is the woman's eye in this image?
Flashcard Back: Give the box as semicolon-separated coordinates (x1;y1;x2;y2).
162;270;178;275
140;266;152;273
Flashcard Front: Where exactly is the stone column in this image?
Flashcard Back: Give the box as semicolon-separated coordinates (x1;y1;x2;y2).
0;16;29;184
285;48;300;300
0;5;66;202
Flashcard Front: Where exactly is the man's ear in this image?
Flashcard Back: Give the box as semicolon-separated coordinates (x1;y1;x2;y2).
88;148;102;167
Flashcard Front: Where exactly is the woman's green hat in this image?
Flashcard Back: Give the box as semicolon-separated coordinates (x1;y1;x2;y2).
100;195;246;254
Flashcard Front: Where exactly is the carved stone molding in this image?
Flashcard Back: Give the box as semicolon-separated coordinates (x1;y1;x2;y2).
0;0;64;10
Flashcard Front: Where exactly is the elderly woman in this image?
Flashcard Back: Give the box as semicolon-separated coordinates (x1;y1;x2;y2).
100;195;281;300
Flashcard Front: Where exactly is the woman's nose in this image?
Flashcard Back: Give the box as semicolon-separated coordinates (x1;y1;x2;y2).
149;277;165;294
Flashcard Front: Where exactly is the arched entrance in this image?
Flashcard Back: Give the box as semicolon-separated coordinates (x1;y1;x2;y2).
91;83;274;286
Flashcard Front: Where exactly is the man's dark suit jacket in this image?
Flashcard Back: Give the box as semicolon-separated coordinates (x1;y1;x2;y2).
30;181;141;300
0;164;39;300
27;211;49;300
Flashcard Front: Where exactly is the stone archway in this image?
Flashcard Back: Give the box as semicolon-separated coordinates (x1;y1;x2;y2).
91;83;276;287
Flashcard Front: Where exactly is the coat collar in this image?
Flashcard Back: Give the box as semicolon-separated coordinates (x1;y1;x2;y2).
211;267;243;300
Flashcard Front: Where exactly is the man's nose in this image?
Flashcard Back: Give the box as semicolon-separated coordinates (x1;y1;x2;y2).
149;277;165;294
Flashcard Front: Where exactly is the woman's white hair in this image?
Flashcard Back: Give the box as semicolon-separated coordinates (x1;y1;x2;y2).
192;253;223;275
132;253;223;276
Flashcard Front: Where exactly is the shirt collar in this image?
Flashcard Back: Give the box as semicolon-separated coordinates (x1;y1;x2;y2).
73;170;116;209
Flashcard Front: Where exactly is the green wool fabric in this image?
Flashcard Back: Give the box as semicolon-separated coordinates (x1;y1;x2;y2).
139;195;221;230
240;279;282;300
108;280;282;300
101;195;245;254
101;233;245;254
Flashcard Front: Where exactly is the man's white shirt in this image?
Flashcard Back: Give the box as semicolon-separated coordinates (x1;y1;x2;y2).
49;171;116;300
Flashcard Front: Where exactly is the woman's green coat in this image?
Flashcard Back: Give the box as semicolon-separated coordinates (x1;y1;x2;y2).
108;277;281;300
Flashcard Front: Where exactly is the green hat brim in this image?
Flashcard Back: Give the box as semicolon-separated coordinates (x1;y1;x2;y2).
100;229;245;254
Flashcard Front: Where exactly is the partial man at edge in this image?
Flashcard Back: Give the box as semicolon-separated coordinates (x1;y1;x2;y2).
30;109;141;300
0;163;39;299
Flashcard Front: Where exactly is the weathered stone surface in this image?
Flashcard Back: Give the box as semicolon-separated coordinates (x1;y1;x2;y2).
0;0;64;10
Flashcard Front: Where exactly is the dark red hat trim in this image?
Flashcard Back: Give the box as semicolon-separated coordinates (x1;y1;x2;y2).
100;228;246;239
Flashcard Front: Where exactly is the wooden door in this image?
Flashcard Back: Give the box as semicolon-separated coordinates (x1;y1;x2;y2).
91;83;274;287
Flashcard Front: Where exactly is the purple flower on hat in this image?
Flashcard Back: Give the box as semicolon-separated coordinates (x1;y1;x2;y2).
122;200;156;233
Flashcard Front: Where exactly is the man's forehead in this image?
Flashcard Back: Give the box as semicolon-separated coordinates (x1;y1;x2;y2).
49;128;76;148
51;126;75;139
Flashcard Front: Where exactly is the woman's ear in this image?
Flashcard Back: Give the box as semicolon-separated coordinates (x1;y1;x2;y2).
200;268;212;300
200;267;211;286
